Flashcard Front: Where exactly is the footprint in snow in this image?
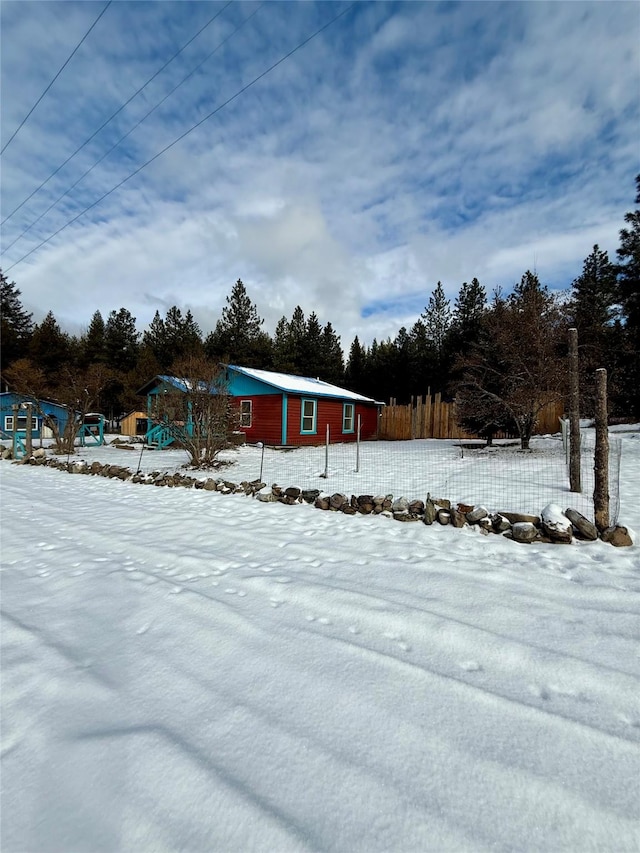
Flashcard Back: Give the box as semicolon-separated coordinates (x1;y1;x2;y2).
459;660;483;672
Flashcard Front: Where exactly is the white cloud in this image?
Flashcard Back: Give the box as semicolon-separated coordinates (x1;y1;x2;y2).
1;1;638;350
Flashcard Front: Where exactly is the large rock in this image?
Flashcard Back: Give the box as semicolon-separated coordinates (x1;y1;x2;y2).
302;489;320;504
423;498;437;525
314;495;330;510
565;508;598;541
330;493;348;511
451;509;467;528
391;497;409;513
601;526;633;547
466;506;488;524
408;499;425;516
356;495;375;514
490;513;511;533
541;504;573;543
512;522;538;543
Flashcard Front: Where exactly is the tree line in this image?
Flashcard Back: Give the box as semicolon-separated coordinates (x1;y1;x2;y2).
2;174;638;430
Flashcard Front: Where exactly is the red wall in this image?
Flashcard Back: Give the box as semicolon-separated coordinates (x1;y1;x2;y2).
234;394;379;446
233;394;282;445
285;397;379;445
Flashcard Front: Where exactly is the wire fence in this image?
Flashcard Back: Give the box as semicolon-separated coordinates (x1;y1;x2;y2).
9;428;621;523
210;432;621;522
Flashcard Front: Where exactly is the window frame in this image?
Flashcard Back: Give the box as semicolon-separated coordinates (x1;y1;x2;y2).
5;415;37;432
342;403;355;434
240;399;252;429
300;398;317;434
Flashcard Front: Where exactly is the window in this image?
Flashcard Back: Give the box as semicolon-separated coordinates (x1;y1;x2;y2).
4;415;37;432
300;398;317;434
240;400;252;428
342;403;355;433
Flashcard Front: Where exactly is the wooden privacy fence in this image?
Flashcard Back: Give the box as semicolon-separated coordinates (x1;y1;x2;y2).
378;393;564;441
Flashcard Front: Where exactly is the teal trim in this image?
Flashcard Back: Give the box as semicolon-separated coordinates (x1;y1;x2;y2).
79;419;105;446
300;398;317;434
281;393;288;445
342;402;355;433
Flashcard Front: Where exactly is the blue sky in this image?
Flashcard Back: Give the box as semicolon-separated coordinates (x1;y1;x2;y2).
1;1;638;347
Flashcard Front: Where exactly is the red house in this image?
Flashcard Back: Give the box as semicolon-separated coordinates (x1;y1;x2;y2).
224;365;382;446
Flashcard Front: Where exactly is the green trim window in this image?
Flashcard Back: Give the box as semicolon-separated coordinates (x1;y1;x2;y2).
342;403;355;433
240;400;252;428
300;398;317;434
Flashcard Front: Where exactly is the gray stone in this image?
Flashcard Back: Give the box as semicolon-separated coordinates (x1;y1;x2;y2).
341;504;357;515
541;503;573;543
565;508;598;541
601;525;633;547
434;498;451;510
451;509;467;528
437;510;451;525
423;499;437;525
512;522;537;543
302;489;320;503
256;489;279;502
314;496;331;510
490;514;511;533
391;496;409;513
394;512;421;522
284;486;301;499
203;478;217;490
466;506;488;524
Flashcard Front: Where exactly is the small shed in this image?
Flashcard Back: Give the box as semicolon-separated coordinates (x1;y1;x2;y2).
223;365;382;446
120;410;148;437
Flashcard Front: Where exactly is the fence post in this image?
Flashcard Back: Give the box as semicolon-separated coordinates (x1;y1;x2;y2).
355;414;361;472
593;368;609;532
323;424;329;478
568;328;581;492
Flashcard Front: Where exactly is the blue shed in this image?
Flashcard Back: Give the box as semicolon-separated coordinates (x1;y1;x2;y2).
0;392;73;441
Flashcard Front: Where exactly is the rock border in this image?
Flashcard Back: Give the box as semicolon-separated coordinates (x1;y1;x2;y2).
4;452;634;547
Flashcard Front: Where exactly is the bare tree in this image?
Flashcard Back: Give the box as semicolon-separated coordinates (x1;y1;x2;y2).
152;357;235;467
455;274;567;449
5;359;111;454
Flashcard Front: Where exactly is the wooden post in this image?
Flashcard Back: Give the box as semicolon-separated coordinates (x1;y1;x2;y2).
11;403;19;457
24;402;33;457
593;368;609;532
568;328;581;492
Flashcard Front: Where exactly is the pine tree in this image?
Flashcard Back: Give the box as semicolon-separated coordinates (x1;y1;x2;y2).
421;282;452;381
345;336;366;393
205;279;269;366
1;271;33;367
104;308;139;372
614;174;640;415
29;311;71;377
299;311;323;377
82;310;107;366
319;322;344;385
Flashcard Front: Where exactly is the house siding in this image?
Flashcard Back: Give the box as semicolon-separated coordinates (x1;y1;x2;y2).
285;397;378;445
233;394;283;445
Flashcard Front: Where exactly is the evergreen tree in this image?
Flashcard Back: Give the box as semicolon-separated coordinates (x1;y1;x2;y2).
204;279;270;367
29;311;70;377
319;322;344;385
408;318;436;394
1;271;33;367
272;315;297;373
616;174;640;416
142;311;169;369
82;310;107;366
298;311;323;377
569;246;618;412
104;308;139;372
345;336;366;393
421;281;452;385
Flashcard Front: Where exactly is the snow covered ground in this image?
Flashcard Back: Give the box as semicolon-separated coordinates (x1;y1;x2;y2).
1;430;639;852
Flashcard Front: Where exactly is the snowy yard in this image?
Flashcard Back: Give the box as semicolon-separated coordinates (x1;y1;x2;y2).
1;430;639;852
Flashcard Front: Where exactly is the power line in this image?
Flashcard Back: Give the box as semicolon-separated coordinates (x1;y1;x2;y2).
4;2;355;275
2;4;263;256
1;1;112;156
1;1;233;227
